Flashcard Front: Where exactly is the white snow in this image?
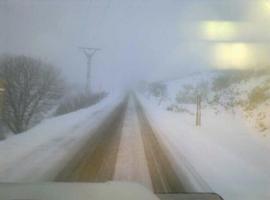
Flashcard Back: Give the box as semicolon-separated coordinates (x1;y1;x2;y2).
138;71;270;200
0;181;159;200
164;71;220;100
0;93;123;182
1;69;269;200
114;98;152;190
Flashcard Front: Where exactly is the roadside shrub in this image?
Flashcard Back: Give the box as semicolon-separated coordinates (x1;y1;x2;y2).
247;86;269;110
148;82;167;104
148;82;167;97
176;82;209;104
212;75;232;91
212;70;265;92
167;104;194;115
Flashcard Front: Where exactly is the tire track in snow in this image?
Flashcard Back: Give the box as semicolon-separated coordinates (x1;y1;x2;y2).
134;96;185;193
55;98;128;182
113;98;153;190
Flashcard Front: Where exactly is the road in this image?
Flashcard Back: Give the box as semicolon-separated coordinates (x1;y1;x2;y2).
55;95;185;193
134;97;185;193
55;98;128;182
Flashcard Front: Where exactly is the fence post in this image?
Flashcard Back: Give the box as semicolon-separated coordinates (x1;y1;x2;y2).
196;95;201;127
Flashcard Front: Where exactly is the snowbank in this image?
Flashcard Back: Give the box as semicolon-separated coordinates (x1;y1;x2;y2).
138;94;270;200
0;93;123;182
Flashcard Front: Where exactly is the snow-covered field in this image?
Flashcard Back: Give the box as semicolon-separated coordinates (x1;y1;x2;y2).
0;94;123;182
139;70;270;200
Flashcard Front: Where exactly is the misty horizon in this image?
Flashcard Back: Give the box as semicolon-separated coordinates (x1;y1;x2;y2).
1;0;270;92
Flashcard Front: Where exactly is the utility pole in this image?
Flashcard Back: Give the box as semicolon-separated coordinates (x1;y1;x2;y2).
79;47;100;93
0;80;5;116
196;95;202;127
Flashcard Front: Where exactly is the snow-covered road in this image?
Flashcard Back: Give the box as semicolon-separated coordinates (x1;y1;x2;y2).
134;97;186;193
55;98;128;181
114;98;152;190
54;95;191;193
0;93;222;198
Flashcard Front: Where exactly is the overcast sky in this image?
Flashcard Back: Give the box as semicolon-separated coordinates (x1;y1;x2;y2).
0;0;269;91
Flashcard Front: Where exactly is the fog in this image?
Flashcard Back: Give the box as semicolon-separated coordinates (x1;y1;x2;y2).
1;0;270;92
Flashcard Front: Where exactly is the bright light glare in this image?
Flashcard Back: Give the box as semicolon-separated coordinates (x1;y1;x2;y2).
212;43;254;69
262;0;270;13
201;21;238;41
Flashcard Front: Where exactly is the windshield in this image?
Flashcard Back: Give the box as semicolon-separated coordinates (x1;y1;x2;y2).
0;1;269;200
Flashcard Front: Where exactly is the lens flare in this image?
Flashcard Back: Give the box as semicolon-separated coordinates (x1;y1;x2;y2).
212;43;255;69
201;21;238;41
262;0;270;13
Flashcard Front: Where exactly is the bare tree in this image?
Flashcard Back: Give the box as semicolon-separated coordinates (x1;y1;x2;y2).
148;82;167;105
0;55;64;133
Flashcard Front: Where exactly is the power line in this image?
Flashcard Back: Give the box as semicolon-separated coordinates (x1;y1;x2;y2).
90;0;112;42
78;0;112;93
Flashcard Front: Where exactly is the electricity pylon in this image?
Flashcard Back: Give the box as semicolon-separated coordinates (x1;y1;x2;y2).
79;47;100;93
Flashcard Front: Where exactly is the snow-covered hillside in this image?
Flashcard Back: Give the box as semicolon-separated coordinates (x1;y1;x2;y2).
143;70;270;133
138;70;270;200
